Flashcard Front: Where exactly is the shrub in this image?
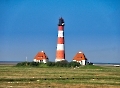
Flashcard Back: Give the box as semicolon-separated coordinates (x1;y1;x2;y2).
16;62;27;66
47;62;55;67
55;60;69;67
16;62;39;67
68;61;81;67
30;62;39;66
16;60;81;68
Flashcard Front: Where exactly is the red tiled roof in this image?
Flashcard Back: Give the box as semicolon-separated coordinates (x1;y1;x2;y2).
73;51;87;61
34;51;48;60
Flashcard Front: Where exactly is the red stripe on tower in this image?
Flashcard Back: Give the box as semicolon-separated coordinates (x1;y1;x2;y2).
55;17;65;62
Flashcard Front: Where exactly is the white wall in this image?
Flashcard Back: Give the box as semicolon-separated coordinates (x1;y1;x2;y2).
33;59;49;63
73;60;87;65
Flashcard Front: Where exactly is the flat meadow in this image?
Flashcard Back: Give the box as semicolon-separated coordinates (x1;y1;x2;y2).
0;65;120;88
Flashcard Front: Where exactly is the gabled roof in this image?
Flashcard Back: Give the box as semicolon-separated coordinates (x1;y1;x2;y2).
34;51;48;60
73;51;87;61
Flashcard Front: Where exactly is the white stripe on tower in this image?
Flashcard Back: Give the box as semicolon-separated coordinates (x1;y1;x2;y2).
58;31;64;37
57;44;64;50
55;17;65;62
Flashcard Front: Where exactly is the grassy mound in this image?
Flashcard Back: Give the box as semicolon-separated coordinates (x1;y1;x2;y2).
80;65;105;69
16;61;81;68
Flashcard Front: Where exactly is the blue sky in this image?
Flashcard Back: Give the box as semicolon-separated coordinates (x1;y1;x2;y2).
0;0;120;63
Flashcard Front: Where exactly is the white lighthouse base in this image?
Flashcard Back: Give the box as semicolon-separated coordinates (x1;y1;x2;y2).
55;59;65;62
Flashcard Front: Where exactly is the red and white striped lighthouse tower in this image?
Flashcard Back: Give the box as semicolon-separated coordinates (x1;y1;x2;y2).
55;17;65;62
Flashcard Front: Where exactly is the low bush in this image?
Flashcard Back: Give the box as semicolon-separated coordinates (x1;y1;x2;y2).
16;60;81;67
68;61;80;67
16;62;39;67
47;62;55;67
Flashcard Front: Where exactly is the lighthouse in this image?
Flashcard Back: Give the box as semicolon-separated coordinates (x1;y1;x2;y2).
55;17;65;62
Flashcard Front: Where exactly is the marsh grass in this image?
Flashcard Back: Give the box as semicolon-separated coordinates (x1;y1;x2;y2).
0;65;120;88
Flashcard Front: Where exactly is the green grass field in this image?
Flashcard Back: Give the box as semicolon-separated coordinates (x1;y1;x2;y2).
0;65;120;88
